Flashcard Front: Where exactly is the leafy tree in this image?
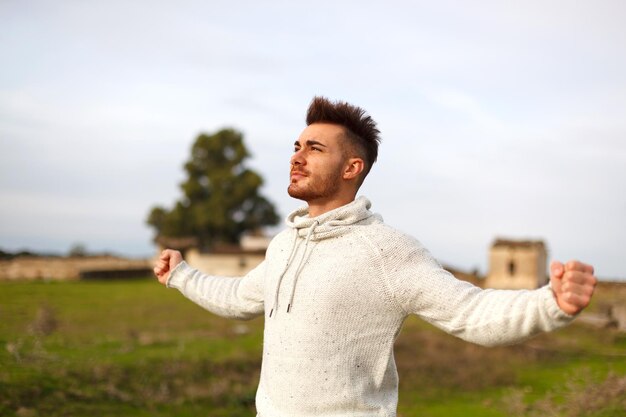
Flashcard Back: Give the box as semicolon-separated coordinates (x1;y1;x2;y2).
147;128;279;250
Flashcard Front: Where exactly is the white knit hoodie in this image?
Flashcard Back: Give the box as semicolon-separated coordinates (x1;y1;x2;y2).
166;196;573;417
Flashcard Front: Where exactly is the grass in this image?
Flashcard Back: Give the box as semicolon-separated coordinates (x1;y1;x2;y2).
1;279;624;416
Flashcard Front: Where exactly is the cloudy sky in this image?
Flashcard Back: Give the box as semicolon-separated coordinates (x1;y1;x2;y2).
1;1;625;280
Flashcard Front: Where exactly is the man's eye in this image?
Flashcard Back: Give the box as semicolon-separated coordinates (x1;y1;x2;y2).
312;147;321;152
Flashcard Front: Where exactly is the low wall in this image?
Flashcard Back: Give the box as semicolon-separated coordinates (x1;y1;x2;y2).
0;256;153;281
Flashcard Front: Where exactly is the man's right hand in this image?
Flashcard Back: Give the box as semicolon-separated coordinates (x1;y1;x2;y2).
153;249;183;285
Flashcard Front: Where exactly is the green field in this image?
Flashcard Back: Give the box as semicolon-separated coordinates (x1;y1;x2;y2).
1;279;624;417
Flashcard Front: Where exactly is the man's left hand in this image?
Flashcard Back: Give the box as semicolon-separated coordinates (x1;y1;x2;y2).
550;260;597;315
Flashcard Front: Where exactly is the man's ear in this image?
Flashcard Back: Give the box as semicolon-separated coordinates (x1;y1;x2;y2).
343;158;365;180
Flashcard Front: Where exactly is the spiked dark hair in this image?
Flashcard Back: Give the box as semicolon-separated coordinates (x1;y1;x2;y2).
306;96;381;180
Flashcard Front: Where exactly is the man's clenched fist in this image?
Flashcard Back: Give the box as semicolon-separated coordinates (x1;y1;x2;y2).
153;249;183;285
550;260;597;315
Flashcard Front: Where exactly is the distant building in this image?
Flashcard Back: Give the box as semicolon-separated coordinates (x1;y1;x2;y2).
155;232;269;277
485;238;548;289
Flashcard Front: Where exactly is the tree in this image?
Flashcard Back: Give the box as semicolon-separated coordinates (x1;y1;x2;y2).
147;128;280;250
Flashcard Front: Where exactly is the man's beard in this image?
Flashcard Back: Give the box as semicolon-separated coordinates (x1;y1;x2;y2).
288;167;342;202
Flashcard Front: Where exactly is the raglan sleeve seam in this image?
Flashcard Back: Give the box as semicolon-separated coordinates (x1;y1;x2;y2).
359;231;408;316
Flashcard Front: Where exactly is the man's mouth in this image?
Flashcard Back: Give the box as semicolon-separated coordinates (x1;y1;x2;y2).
290;169;307;179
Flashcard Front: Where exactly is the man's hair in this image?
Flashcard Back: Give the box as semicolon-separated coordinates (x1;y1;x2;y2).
306;96;381;181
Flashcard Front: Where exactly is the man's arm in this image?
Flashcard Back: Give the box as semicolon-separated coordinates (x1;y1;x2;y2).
154;249;265;320
379;235;597;347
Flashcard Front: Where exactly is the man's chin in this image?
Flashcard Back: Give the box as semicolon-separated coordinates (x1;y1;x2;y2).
288;184;323;202
287;186;307;201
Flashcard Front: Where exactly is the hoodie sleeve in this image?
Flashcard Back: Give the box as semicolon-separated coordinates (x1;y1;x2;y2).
166;260;266;320
379;232;574;347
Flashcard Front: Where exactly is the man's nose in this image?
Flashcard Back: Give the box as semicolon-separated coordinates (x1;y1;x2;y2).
291;150;305;166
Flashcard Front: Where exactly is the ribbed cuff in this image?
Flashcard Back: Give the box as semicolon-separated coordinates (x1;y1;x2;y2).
166;261;190;290
541;284;576;323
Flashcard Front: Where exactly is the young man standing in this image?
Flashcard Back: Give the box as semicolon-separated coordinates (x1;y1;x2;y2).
154;97;596;417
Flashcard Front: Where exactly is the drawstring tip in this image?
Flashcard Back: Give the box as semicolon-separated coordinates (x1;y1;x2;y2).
287;304;292;313
269;309;273;317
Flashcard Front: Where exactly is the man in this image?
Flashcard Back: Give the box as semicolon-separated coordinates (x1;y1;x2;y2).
154;96;596;417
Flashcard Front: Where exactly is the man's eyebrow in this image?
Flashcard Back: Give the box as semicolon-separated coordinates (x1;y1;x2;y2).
293;139;327;147
306;139;327;148
306;140;327;147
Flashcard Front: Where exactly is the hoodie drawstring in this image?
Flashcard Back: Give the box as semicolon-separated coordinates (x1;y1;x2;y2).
269;220;319;317
287;220;319;313
269;231;300;318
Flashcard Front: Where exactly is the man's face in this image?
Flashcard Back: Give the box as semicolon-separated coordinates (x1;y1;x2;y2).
288;123;348;203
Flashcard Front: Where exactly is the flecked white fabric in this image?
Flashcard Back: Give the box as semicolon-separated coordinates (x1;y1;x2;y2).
167;196;573;417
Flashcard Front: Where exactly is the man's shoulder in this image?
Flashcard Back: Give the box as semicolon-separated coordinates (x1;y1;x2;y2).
356;221;425;251
265;228;295;251
269;227;293;240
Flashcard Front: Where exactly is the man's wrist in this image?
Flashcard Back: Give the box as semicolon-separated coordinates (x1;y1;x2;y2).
166;261;188;289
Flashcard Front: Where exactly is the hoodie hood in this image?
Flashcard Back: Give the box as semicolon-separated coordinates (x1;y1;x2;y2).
285;196;383;241
269;196;382;317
